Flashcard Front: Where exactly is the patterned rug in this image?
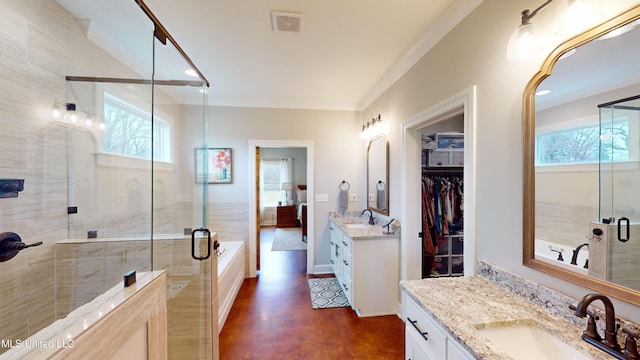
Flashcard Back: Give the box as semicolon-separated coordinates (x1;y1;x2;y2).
307;277;349;309
272;227;307;251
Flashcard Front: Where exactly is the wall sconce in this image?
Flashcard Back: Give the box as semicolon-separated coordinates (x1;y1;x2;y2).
51;102;105;131
507;0;603;60
361;114;383;139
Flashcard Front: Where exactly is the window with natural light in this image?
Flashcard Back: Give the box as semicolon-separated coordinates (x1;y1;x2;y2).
103;93;171;162
261;159;282;206
536;119;629;166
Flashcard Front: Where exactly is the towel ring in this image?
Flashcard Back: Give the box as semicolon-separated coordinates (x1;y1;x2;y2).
376;181;386;190
339;180;350;191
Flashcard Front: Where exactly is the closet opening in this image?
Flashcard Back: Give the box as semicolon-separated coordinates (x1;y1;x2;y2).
420;119;464;278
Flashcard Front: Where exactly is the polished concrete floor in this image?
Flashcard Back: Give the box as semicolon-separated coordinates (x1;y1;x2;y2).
219;227;405;359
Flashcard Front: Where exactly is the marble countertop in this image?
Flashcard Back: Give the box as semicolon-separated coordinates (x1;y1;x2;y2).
329;215;399;240
400;277;614;360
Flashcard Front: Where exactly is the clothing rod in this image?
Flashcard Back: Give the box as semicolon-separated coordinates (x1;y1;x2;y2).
66;76;205;87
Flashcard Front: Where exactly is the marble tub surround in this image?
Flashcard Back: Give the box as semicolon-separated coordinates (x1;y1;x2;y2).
0;271;167;360
329;213;400;239
401;276;612;360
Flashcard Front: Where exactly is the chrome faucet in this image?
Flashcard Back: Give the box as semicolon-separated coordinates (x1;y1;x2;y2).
360;209;375;225
574;293;622;357
570;243;589;268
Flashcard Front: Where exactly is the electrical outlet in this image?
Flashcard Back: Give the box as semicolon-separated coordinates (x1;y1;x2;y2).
349;193;357;201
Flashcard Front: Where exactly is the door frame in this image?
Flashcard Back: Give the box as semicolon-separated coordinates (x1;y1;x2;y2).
400;86;477;281
248;139;314;277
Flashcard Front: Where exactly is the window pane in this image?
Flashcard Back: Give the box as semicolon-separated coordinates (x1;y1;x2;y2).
103;93;171;162
261;160;281;206
536;120;629;165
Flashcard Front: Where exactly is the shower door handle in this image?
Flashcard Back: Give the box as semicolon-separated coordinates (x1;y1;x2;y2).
191;228;212;260
618;217;630;243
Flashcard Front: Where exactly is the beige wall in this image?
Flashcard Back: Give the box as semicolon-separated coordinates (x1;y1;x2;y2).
362;0;640;321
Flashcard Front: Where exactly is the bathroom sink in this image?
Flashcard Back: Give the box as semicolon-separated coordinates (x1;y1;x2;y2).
478;323;589;360
344;223;369;229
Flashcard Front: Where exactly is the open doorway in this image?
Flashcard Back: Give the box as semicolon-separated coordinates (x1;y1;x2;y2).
248;140;315;278
400;86;477;281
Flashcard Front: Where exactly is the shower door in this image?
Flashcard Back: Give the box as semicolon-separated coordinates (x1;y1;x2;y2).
147;1;217;358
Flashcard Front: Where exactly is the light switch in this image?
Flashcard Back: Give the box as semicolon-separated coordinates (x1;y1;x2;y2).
368;193;374;201
349;193;357;201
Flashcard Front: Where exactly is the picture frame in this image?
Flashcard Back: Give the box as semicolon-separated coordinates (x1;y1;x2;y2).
195;148;232;184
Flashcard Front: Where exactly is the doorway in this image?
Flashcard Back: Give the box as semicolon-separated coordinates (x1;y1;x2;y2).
248;140;315;277
400;86;477;281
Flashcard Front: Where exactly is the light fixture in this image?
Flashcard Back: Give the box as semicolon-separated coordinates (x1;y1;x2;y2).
506;1;552;60
281;182;293;205
554;0;603;36
361;114;383;139
51;102;64;119
507;0;603;60
63;103;79;123
535;89;551;96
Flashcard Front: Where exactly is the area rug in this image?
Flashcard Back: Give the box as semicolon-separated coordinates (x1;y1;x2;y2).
271;227;307;251
307;277;349;309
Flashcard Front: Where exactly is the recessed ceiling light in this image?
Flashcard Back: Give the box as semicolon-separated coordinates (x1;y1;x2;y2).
536;89;551;96
597;19;640;40
185;69;198;77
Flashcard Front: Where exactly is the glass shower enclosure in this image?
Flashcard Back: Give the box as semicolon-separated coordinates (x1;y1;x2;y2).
0;0;216;358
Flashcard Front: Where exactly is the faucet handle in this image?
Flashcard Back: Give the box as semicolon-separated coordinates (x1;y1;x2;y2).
569;304;602;341
621;328;639;359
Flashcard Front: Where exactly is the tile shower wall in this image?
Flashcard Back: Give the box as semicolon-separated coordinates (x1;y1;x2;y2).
0;0;75;349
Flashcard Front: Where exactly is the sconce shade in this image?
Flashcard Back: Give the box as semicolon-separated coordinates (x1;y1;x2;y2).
507;23;542;60
280;182;293;191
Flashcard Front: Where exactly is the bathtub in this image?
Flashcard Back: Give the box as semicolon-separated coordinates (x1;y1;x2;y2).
217;240;245;334
535;239;589;275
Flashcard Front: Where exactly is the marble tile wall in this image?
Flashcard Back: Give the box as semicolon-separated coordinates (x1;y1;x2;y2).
536;201;598;247
0;0;75;351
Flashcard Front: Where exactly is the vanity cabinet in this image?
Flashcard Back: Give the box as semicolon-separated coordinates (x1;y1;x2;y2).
403;289;474;360
329;221;399;317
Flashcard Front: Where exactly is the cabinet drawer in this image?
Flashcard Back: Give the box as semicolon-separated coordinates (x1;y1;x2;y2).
406;322;438;360
405;296;446;359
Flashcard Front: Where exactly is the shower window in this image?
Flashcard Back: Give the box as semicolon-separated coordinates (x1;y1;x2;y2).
103;93;172;162
535;118;630;166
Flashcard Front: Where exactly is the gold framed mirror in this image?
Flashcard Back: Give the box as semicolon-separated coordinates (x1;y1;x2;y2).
367;134;389;215
523;4;640;306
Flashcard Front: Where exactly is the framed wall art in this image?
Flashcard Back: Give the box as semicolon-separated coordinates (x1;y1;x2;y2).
195;148;232;184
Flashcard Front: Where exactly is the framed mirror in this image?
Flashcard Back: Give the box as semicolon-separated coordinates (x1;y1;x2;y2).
367;134;389;215
523;4;640;306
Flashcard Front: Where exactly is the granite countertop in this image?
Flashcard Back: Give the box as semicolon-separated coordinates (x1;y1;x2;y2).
400;276;613;360
329;215;399;240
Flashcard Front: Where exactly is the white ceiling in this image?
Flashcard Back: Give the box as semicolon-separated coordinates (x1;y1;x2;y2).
57;0;481;110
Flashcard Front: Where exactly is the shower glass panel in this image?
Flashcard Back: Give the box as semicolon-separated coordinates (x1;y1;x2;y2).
151;22;215;358
598;95;640;224
0;0;214;358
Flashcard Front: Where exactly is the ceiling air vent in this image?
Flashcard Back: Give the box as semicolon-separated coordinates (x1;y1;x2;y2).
271;11;303;33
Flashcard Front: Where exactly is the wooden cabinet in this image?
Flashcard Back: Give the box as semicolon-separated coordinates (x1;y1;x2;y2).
403;289;474;360
329;221;399;317
276;205;297;228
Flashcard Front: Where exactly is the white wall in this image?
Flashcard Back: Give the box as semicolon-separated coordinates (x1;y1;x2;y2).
180;105;362;269
362;0;640;321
